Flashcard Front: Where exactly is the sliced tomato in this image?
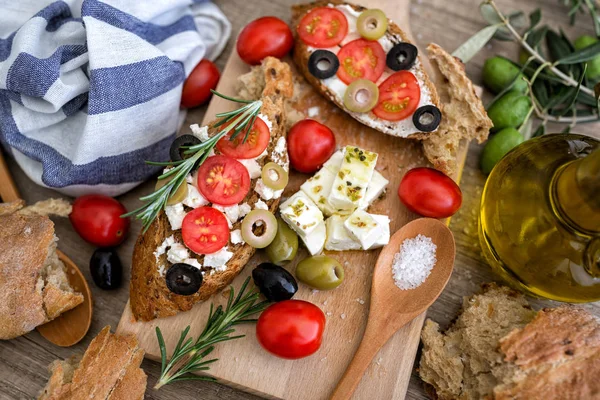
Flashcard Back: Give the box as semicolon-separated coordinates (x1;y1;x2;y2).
336;39;386;84
298;7;348;47
197;155;251;205
216;117;270;159
182;207;229;254
373;71;421;121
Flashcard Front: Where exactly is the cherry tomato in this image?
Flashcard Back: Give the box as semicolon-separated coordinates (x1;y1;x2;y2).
237;17;294;66
298;7;348;48
373;71;421;121
287;119;336;174
336;39;386;85
398;167;462;218
256;300;325;359
70;195;129;247
182;207;229;254
197;155;251;205
181;59;220;109
216;117;270;159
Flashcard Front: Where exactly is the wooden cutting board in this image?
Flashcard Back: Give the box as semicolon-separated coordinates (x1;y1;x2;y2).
117;0;468;398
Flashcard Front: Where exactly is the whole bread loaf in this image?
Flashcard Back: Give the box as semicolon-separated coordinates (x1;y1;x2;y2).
419;284;600;400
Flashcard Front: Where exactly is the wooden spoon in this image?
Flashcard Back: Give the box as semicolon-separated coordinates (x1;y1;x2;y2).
330;218;455;400
0;151;92;347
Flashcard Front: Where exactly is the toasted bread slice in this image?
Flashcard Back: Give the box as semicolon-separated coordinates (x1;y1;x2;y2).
130;57;293;321
39;326;147;400
292;1;441;140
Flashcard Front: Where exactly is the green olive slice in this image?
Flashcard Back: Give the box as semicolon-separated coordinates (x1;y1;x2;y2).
156;174;188;205
343;79;379;113
241;210;278;248
357;9;388;40
262;162;289;190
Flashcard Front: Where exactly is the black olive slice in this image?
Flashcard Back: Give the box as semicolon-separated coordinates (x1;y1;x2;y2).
308;50;340;79
386;43;418;71
170;134;201;162
166;263;203;296
413;105;442;132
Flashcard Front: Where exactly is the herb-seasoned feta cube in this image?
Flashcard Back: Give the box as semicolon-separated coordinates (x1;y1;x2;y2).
344;209;385;250
325;215;361;251
323;150;344;173
300;167;337;216
328;146;378;211
359;170;389;209
279;192;324;238
301;221;326;255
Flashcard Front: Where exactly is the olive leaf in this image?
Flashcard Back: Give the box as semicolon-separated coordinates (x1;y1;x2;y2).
479;4;526;41
527;25;548;49
452;24;501;63
528;9;542;32
557;63;586;117
556;41;600;64
532;80;549;107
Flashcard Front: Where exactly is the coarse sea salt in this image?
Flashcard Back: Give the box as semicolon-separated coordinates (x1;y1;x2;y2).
392;234;437;290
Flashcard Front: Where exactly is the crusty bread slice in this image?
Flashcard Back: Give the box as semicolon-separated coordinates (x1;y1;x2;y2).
0;200;83;340
423;44;492;176
291;0;441;140
419;284;600;400
130;57;293;321
38;326;147;400
19;198;72;218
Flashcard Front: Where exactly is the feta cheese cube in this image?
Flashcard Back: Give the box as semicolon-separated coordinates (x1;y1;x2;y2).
167;242;190;264
300;167;337;216
325;215;361;251
328;146;378;211
359;170;389;209
367;214;391;249
344;209;384;250
255;178;283;200
183;184;209;209
164;203;186;230
212;204;244;228
280;192;324;238
301;221;326;255
204;247;233;271
190;124;210;142
239;203;251;218
323;150;344;173
238;158;262;179
231;229;245;245
184;258;203;270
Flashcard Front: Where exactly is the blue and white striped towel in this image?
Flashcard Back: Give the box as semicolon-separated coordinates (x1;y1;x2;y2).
0;0;230;196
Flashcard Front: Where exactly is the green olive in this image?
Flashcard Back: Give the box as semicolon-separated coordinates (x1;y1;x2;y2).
574;35;600;82
295;255;344;290
343;79;379;113
357;9;388;40
480;128;524;175
487;91;532;132
482;56;528;94
155;174;188;205
262;162;288;190
266;219;299;266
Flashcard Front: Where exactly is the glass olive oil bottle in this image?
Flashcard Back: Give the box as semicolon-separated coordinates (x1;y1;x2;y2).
479;134;600;302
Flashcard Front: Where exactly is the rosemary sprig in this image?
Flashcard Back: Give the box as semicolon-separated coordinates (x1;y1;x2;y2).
154;277;269;390
122;91;263;232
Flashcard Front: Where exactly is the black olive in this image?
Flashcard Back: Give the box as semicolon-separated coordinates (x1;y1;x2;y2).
308;50;340;79
169;134;201;162
413;105;442;132
386;43;418;71
166;263;203;296
90;248;122;290
252;263;297;302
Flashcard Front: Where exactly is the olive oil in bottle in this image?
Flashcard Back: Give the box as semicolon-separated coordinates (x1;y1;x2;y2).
479;134;600;302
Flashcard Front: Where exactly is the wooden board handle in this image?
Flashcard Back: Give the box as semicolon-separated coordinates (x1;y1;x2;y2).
0;150;20;202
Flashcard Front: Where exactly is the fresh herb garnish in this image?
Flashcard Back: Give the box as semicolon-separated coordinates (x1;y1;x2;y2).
154;277;269;389
123;91;262;232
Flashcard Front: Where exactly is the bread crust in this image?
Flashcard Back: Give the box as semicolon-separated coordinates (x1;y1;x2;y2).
291;0;441;140
130;57;293;321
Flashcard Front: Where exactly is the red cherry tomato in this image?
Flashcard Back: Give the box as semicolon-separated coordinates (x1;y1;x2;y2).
70;195;129;247
197;155;251;205
398;167;462;218
298;7;348;48
256;300;326;359
287;119;336;174
181;59;220;109
373;71;421;122
182;207;229;254
336;39;386;85
237;17;294;65
216;117;270;159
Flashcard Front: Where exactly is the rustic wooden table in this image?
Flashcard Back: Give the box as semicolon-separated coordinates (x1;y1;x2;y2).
1;0;599;399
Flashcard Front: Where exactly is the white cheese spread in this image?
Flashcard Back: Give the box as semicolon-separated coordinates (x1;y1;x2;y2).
167;242;190;264
190;124;210;142
231;229;245;245
255;199;269;210
238;158;262;179
255;178;283;200
182;183;209;209
257;113;273;131
204;247;234;271
165;203;186;230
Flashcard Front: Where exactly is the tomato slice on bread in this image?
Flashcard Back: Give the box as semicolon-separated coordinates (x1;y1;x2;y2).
197;155;251;205
373;71;421;121
216;117;270;159
182;207;229;254
298;7;348;47
336;39;386;85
